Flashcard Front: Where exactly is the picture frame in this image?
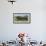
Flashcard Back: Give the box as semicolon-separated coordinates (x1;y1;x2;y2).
13;13;31;24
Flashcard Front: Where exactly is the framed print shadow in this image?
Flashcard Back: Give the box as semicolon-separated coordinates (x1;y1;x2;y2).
13;13;31;24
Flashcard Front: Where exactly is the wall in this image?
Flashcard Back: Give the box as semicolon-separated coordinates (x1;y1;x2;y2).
0;0;46;41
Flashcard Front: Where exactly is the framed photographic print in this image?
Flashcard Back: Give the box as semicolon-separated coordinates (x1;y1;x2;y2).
13;13;31;24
